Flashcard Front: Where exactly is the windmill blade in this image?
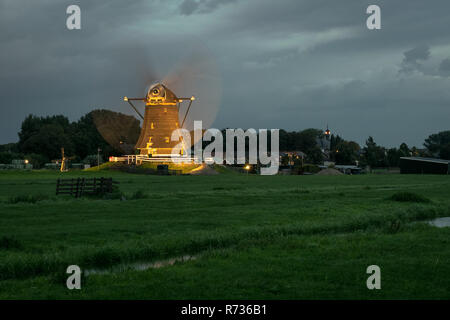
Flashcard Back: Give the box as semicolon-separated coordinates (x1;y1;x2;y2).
112;44;161;96
163;49;222;137
91;44;160;154
91;109;141;154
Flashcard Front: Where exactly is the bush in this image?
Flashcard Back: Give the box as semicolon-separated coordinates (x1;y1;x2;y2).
0;236;23;250
388;192;431;203
129;189;148;200
102;190;125;200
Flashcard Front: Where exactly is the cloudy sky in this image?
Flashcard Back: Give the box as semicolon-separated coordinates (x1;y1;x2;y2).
1;0;449;147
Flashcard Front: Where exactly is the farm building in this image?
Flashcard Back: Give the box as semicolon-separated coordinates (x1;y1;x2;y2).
399;157;450;174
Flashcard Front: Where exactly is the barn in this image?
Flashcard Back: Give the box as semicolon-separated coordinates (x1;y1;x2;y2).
399;157;450;174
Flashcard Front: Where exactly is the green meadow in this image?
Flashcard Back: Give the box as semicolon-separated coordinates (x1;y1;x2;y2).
0;169;449;299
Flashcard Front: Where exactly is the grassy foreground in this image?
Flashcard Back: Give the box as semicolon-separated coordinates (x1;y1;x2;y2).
0;169;449;299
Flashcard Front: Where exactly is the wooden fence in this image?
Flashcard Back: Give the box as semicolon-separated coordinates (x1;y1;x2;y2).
56;177;119;198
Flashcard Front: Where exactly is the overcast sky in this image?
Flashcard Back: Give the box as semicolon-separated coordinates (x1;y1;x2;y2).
1;0;449;147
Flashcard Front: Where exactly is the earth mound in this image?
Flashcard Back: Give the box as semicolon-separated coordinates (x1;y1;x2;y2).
316;168;343;175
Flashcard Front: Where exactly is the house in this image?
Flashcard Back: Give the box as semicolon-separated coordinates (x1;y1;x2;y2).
279;151;307;166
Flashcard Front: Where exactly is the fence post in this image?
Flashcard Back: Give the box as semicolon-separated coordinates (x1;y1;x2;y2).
80;178;85;197
100;177;104;194
75;178;80;198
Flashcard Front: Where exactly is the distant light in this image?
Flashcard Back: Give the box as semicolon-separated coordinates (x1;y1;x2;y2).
245;164;250;170
190;96;195;101
24;159;29;164
124;96;128;101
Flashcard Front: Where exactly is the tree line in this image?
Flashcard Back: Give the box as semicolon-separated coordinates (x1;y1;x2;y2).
0;109;449;168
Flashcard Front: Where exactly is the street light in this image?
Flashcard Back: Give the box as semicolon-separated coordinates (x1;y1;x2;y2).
97;147;102;169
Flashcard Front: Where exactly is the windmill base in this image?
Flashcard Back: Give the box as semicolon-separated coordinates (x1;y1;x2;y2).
109;154;199;165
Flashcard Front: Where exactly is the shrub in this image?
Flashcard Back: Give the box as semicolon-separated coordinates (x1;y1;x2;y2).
0;236;23;250
102;190;125;200
129;189;148;200
388;192;431;203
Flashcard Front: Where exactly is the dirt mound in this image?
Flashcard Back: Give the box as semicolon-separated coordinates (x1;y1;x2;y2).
316;168;343;175
188;164;219;175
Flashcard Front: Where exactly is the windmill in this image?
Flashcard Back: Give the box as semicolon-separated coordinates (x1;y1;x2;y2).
124;83;195;156
91;49;222;159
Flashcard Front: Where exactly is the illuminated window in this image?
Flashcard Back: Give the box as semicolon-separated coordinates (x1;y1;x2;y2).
164;108;167;113
165;137;170;143
151;122;154;129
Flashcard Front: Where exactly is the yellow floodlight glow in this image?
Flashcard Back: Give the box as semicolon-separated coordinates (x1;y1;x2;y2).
245;164;250;170
124;96;128;101
24;159;29;164
190;96;195;101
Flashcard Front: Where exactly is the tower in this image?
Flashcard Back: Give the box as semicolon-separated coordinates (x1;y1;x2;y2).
324;124;331;140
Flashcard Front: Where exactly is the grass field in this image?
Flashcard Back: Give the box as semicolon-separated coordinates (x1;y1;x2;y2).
0;169;449;299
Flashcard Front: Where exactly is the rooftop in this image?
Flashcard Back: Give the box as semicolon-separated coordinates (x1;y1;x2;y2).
400;157;450;164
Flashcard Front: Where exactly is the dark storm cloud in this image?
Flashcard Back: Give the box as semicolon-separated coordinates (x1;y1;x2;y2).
1;0;450;148
179;0;199;15
179;0;237;15
399;45;430;74
439;58;450;77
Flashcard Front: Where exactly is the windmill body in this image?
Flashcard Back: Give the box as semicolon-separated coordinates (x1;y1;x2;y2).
136;104;179;156
125;83;194;157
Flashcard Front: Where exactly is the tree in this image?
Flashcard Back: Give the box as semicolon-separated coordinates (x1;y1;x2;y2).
18;115;74;160
16;110;141;163
278;128;324;164
398;143;410;157
0;143;19;153
424;130;450;159
0;151;23;164
334;140;360;165
362;136;387;168
305;146;323;164
386;148;399;167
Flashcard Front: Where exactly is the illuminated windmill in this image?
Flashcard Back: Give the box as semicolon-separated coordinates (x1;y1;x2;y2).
124;83;195;156
90;49;221;158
